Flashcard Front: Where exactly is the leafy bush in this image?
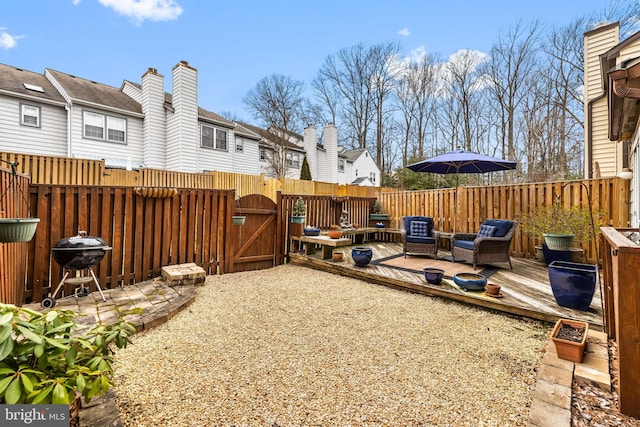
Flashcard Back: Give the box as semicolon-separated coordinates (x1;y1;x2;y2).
521;204;603;245
0;304;136;405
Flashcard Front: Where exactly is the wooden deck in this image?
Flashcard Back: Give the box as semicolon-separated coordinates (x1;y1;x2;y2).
288;241;604;329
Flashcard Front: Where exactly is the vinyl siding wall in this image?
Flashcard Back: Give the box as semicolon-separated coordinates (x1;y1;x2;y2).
0;95;67;156
69;104;144;163
584;24;619;178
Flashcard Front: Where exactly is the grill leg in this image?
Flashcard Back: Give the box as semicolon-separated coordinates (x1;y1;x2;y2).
50;271;70;299
88;268;106;302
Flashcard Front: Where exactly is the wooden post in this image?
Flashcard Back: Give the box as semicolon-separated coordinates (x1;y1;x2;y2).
600;227;640;417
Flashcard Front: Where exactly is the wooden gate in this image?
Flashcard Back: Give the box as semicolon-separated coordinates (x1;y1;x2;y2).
228;194;280;272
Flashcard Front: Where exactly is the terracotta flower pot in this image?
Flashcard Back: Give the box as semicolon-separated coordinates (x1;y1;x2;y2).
551;319;588;363
486;283;501;295
327;230;343;239
330;224;340;230
333;251;344;262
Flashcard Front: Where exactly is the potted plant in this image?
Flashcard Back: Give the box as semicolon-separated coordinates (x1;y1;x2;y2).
291;196;306;224
232;215;246;226
303;225;321;236
369;201;389;221
521;204;600;258
551;318;589;363
0;160;39;243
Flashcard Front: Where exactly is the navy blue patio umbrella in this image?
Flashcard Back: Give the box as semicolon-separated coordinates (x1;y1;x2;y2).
406;149;517;235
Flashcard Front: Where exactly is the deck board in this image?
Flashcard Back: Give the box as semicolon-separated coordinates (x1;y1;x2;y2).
289;241;604;328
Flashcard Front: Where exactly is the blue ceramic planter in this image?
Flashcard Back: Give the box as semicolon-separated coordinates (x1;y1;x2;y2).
548;261;597;311
423;268;444;284
352;246;373;267
303;227;321;236
453;273;487;291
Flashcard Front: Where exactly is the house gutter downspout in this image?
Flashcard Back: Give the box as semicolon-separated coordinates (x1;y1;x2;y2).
587;94;606;178
66;102;72;158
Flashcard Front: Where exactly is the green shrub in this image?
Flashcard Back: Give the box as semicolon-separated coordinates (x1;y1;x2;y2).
0;304;137;405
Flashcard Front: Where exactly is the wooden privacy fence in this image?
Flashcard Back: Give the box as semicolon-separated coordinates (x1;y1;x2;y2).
1;151;379;201
20;185;235;304
0;167;32;305
377;178;629;262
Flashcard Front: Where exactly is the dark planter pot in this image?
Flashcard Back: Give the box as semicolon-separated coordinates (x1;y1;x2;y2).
303;227;321;236
540;243;583;265
351;246;373;267
423;268;444;284
369;214;389;221
548;261;597;311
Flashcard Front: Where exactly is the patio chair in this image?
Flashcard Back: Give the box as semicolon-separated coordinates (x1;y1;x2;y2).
401;216;440;259
450;219;518;270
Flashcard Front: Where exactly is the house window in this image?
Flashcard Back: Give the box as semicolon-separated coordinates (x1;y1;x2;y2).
83;111;127;143
201;125;228;151
20;104;40;127
235;137;244;152
201;125;215;148
259;148;267;161
369;172;376;184
107;117;126;142
338;159;345;172
286;152;300;168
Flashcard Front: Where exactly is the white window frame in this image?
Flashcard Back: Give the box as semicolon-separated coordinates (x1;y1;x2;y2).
82;110;127;143
20;104;41;127
235;137;244;152
369;171;376;184
338;159;345;172
201;125;215;148
259;147;267;161
286;152;300;168
201;124;228;151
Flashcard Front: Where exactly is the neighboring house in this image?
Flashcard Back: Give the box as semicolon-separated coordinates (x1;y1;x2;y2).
0;60;378;185
585;22;640;226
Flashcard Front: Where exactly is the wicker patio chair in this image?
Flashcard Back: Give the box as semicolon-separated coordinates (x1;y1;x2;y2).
450;219;518;270
401;216;440;259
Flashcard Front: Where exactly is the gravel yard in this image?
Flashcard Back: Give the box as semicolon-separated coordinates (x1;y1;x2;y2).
113;264;549;426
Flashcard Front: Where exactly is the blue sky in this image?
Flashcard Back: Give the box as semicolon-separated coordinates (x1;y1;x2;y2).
0;0;612;124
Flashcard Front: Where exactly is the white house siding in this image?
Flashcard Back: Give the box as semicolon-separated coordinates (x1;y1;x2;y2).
121;81;142;104
584;23;619;178
69;105;144;165
166;62;198;172
231;137;260;174
195;124;234;172
324;124;338;183
316;149;330;182
303;126;318;180
0;95;67;156
141;69;166;169
353;150;379;186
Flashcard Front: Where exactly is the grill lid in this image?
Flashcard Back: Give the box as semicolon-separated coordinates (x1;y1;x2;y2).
53;231;110;250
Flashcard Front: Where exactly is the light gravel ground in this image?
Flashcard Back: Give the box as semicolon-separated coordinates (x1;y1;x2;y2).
113;264;549;426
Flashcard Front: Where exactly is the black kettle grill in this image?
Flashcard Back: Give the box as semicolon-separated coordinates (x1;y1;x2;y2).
42;231;112;309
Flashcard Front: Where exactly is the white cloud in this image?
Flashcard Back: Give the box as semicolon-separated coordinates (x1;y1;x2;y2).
398;28;411;37
0;28;23;50
71;0;81;5
98;0;183;24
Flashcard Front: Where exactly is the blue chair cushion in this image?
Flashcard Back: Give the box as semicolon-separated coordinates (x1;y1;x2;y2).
453;239;475;250
483;220;512;238
410;220;430;237
403;216;433;237
477;224;496;238
406;236;436;245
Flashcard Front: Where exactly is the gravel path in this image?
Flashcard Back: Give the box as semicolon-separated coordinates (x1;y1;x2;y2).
113;264;549;426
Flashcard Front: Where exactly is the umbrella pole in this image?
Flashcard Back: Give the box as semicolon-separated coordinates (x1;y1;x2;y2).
451;171;459;263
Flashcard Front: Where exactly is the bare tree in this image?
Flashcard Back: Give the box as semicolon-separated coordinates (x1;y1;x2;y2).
243;74;305;179
442;49;489;151
482;20;541;161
